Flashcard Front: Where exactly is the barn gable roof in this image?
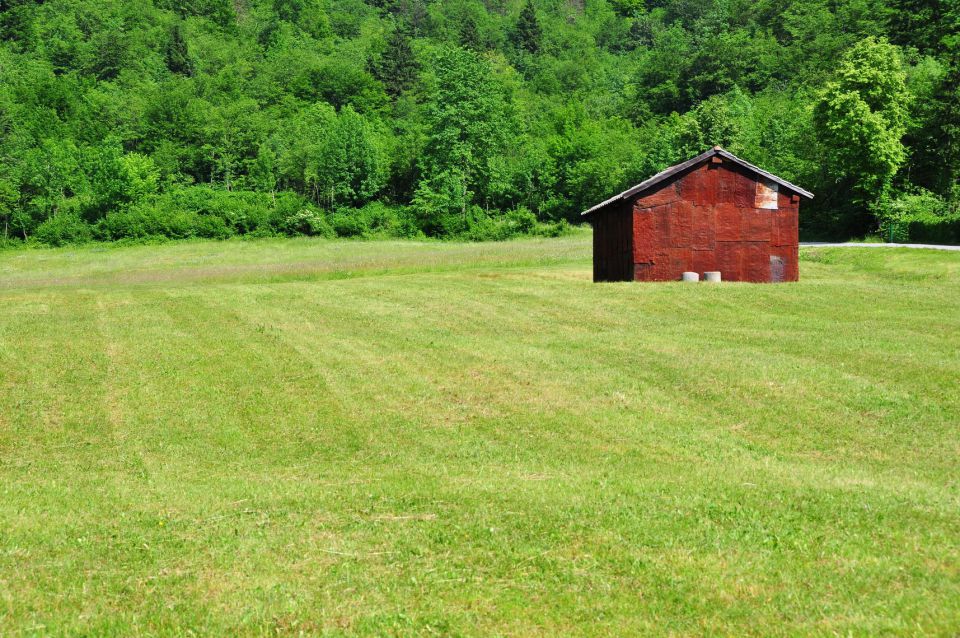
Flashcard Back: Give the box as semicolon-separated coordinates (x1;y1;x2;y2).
581;147;814;217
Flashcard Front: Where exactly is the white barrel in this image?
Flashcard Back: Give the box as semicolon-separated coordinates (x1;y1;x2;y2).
681;272;700;282
704;271;722;283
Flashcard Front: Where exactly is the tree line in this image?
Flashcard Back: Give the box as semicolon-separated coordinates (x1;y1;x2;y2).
0;0;957;245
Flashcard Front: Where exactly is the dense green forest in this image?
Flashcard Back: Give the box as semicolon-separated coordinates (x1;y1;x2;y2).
0;0;957;245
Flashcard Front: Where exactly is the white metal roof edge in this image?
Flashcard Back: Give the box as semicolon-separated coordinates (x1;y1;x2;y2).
581;147;814;217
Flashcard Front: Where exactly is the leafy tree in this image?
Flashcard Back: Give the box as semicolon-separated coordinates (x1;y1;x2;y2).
200;99;265;191
118;153;161;204
412;168;472;235
541;110;647;221
814;37;909;232
0;0;38;46
608;0;644;18
156;0;235;28
629;23;693;117
291;57;388;112
0;173;19;238
905;15;960;208
416;46;513;224
249;144;279;195
275;104;386;208
887;0;952;53
20;139;87;228
273;0;331;39
33;211;92;245
309;106;387;208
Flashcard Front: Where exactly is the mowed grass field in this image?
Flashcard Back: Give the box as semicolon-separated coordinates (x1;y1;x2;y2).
0;234;958;636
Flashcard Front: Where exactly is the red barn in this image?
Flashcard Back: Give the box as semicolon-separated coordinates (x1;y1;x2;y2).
582;147;814;283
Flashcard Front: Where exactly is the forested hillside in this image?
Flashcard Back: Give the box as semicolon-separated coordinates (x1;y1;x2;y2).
0;0;957;245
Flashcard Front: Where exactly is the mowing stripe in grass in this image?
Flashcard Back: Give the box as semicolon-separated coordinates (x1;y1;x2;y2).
0;238;957;635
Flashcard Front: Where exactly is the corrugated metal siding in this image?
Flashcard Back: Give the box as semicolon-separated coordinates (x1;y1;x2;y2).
626;162;800;283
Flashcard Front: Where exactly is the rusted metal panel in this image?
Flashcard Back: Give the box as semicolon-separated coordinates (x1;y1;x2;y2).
777;189;793;210
702;163;721;202
653;204;671;245
715;203;742;242
638;182;680;207
743;209;773;242
648;250;673;280
670;201;694;247
771;209;799;248
778;244;799;282
716;241;743;281
787;245;799;281
742;242;771;282
690;204;716;250
733;169;756;209
633;205;656;264
669;248;692;276
691;249;716;274
718;166;736;203
679;164;714;205
634;262;653;280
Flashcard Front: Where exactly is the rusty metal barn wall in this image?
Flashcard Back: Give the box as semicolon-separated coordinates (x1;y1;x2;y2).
630;162;800;283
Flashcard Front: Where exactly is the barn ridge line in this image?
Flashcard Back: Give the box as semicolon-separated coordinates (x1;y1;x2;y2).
581;146;814;217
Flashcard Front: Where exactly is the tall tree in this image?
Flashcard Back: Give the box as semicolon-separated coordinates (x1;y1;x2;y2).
0;171;19;238
415;46;513;233
930;47;960;205
512;0;541;54
372;22;419;97
164;24;193;76
460;14;482;51
814;37;909;233
388;0;429;37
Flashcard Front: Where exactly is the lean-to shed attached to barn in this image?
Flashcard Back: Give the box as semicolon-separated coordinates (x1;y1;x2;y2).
582;147;814;283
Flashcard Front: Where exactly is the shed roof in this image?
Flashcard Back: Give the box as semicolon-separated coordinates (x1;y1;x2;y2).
581;147;814;217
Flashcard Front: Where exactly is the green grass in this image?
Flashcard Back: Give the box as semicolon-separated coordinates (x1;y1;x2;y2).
0;235;958;636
